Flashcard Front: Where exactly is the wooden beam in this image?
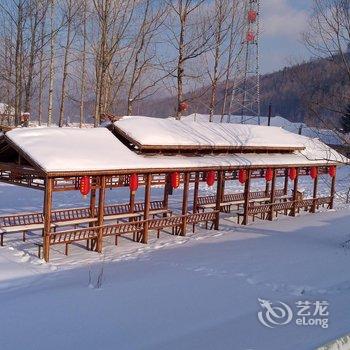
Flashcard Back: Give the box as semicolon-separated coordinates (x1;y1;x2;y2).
96;176;106;253
142;173;151;244
181;172;190;235
242;169;251;225
43;178;53;262
330;168;336;209
268;169;277;221
311;174;318;213
291;168;299;217
193;172;200;214
214;170;224;230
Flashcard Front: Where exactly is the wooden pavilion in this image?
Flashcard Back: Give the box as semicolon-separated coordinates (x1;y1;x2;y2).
0;117;346;262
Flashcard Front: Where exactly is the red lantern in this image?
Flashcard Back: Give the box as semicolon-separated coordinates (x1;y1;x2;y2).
289;167;297;181
328;165;336;178
129;173;139;193
238;169;247;184
206;171;215;187
310;166;318;179
80;176;91;197
248;10;257;23
179;102;189;112
171;172;180;189
246;31;255;42
265;168;273;182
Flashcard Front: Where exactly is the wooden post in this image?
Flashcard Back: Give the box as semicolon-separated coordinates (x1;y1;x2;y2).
89;188;96;218
181;172;190;235
143;173;151;244
265;181;270;197
163;174;169;211
193;172;200;214
43;177;53;262
221;171;225;202
311;174;318;213
129;190;135;214
330;168;336;209
283;169;289;195
242;169;251;225
96;176;106;253
268;169;276;221
214;170;223;230
291;168;299;217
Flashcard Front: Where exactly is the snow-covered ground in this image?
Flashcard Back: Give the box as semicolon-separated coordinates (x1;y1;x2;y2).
0;167;350;350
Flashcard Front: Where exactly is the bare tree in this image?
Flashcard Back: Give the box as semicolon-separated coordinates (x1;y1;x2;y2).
126;0;167;116
58;0;81;127
47;0;55;126
207;0;229;122
92;0;136;126
165;0;214;120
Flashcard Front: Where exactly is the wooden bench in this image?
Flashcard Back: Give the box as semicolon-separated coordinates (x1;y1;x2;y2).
197;190;287;213
0;200;171;245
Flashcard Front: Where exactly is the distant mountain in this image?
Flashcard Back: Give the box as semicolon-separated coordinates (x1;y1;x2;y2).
135;56;347;127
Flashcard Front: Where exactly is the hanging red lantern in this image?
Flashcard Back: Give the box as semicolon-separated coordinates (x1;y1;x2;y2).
246;31;255;42
265;168;273;182
238;169;247;184
289;167;297;181
247;10;257;23
206;170;216;187
179;101;189;112
129;173;139;193
80;176;91;197
171;172;180;189
328;165;336;178
310;166;318;179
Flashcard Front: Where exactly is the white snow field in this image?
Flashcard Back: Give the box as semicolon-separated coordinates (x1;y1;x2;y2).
0;167;350;350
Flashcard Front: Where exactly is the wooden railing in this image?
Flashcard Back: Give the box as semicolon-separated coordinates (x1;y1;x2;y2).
0;200;167;228
197;189;286;206
49;211;218;245
246;197;331;216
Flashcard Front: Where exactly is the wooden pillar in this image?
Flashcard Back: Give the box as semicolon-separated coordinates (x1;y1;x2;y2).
265;181;270;196
181;172;190;235
214;170;224;230
43;178;53;262
311;174;318;213
193;172;200;214
330;168;336;209
89;187;96;224
221;171;225;202
143;173;151;244
268;169;276;221
96;176;106;253
291;168;299;217
283;169;289;195
242;169;251;225
163;174;169;209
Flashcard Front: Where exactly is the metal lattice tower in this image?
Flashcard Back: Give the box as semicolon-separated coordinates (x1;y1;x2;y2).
229;0;261;125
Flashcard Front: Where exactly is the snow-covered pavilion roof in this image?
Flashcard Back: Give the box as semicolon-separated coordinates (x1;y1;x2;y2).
1;126;347;175
114;117;306;151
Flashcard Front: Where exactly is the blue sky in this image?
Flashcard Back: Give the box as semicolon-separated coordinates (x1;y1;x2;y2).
260;0;312;73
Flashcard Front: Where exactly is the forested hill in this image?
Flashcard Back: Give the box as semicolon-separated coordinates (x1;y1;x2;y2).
137;56;347;126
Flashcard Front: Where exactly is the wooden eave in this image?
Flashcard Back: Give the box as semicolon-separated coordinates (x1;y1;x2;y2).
44;160;339;178
2;136;47;177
